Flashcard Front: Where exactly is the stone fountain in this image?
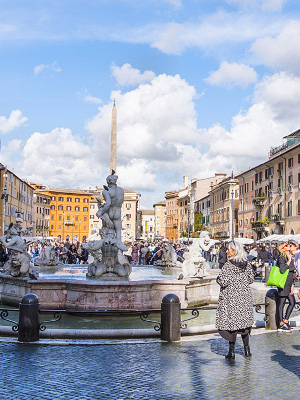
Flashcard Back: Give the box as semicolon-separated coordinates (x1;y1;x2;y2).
0;176;219;310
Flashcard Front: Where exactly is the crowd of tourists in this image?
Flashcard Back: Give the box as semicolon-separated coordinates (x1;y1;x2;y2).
123;241;188;265
20;238;89;266
216;238;300;361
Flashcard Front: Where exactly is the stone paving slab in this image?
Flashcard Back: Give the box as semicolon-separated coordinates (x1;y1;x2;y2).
1;330;300;399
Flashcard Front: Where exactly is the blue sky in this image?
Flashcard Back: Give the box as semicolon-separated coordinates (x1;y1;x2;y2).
1;0;300;207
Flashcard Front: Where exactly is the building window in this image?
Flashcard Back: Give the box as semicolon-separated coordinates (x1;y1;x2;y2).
83;198;89;203
90;215;94;219
126;203;131;210
75;216;78;221
58;196;64;201
75;206;80;211
84;217;87;221
83;226;87;230
288;175;293;185
288;201;293;217
83;207;88;212
58;205;63;210
251;180;254;191
67;197;72;202
50;205;55;210
66;206;71;211
59;215;62;220
288;157;293;168
90;204;95;209
75;198;80;202
265;169;269;179
51;225;54;229
126;214;131;220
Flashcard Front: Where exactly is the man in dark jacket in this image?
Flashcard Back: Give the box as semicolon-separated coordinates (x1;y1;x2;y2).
218;243;227;269
78;245;89;264
258;246;269;282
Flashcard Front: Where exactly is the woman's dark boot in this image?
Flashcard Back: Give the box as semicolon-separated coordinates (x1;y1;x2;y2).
244;346;252;358
225;344;235;361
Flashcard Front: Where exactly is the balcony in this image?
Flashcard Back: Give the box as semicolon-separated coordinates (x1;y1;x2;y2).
272;214;284;225
252;194;266;207
251;218;269;231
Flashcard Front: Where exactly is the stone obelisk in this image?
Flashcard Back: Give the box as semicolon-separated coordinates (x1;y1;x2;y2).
110;100;117;173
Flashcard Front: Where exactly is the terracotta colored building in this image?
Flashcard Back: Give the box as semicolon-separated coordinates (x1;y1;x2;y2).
165;190;179;242
40;188;92;242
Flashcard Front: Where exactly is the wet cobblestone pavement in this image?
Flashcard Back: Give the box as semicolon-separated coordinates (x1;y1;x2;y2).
1;330;300;399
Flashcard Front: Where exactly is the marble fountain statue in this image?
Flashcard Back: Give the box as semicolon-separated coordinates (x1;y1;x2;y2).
180;231;217;278
83;171;131;278
0;224;31;277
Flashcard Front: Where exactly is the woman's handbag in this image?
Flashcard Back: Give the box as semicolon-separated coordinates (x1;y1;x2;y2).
266;265;289;289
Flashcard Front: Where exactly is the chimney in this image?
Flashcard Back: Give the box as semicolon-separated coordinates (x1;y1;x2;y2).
183;176;189;188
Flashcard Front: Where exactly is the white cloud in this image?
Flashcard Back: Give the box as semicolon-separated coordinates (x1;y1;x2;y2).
204;61;258;88
111;63;156;87
201;71;300;169
7;69;300;208
254;72;300;121
34;61;62;75
226;0;287;12
0;110;28;134
165;0;182;8
84;95;102;104
34;64;48;75
251;20;300;74
151;11;285;54
20;128;97;187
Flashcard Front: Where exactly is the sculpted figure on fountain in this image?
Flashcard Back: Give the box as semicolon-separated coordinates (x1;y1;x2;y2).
85;171;131;278
181;231;216;278
0;224;30;277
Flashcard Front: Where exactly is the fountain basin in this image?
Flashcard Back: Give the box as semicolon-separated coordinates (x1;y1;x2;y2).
0;273;189;309
0;269;219;310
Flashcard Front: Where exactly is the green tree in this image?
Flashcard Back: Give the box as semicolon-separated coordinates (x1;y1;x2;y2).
194;212;204;232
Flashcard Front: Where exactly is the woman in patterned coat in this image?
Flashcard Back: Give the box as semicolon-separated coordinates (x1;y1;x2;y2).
215;240;255;361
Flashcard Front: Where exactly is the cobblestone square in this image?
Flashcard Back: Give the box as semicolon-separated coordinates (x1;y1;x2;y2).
1;330;300;399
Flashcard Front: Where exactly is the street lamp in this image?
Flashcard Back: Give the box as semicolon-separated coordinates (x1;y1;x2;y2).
42;198;47;241
187;209;190;245
229;172;235;241
62;212;65;242
71;217;74;243
1;167;8;234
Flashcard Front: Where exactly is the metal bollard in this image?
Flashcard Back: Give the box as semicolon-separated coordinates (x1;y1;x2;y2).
161;294;181;342
265;288;278;330
265;265;272;284
18;294;40;342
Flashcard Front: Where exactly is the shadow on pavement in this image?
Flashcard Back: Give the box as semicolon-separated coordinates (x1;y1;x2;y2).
271;348;300;380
